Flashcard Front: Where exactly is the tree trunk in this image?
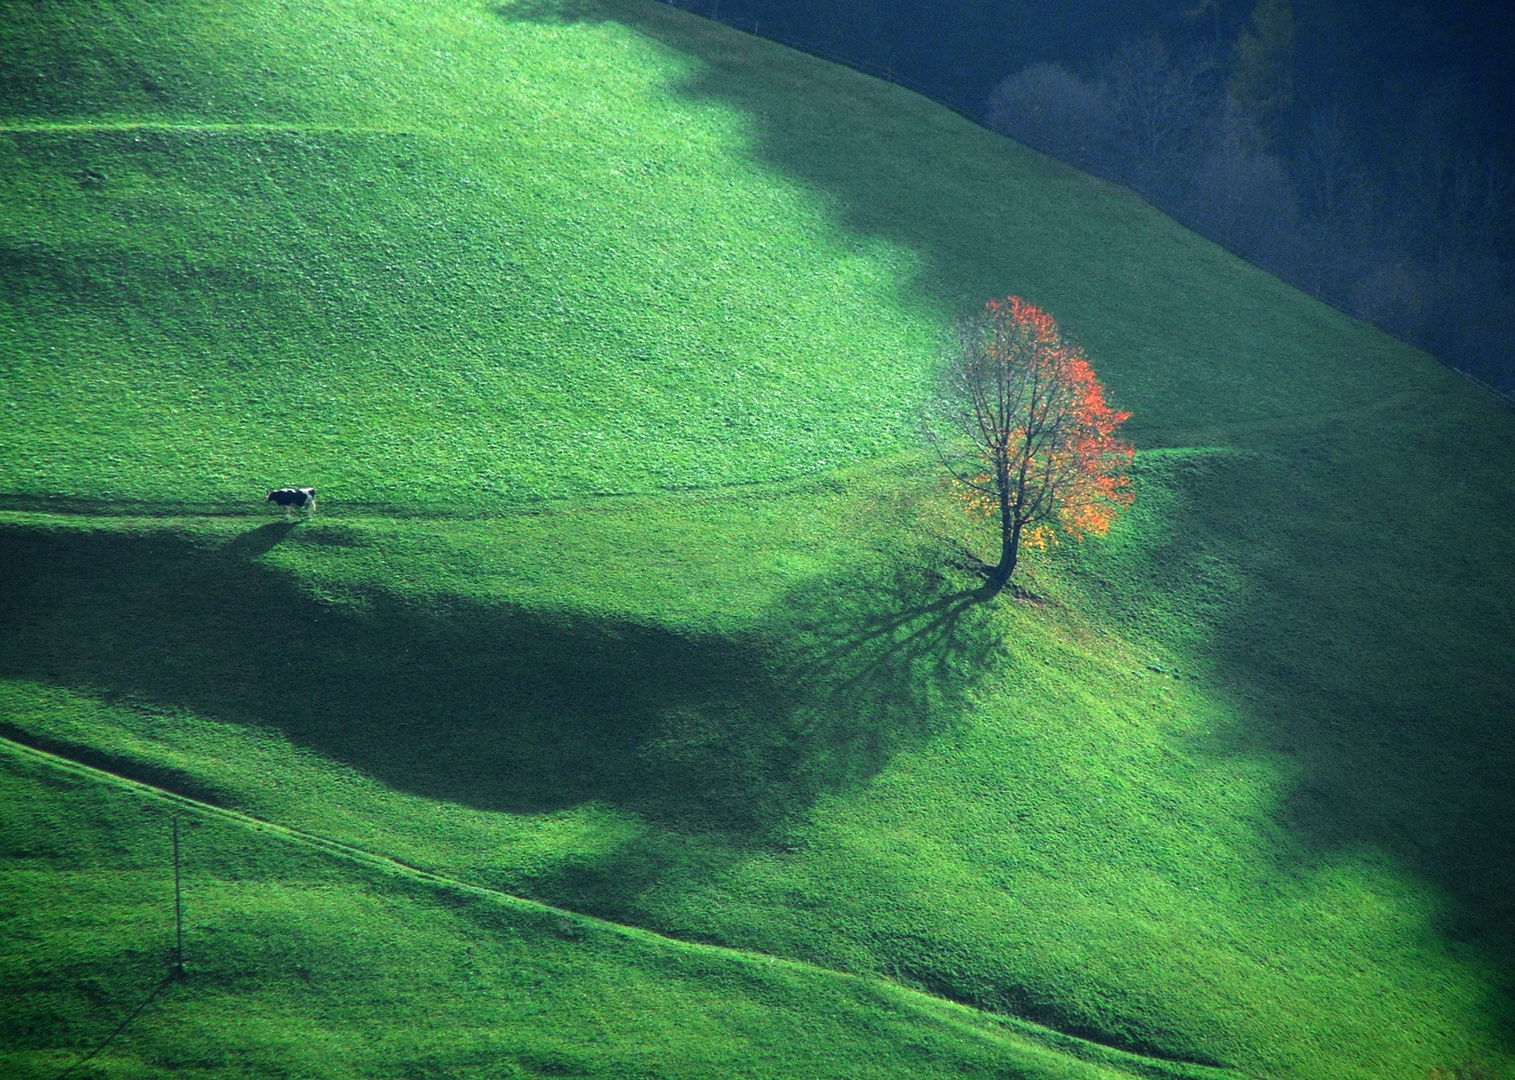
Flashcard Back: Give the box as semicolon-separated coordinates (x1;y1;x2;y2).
987;476;1020;591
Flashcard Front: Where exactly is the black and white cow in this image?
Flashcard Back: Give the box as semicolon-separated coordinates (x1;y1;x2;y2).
266;487;317;518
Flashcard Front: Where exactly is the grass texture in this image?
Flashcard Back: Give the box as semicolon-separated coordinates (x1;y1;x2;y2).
3;1;1514;1079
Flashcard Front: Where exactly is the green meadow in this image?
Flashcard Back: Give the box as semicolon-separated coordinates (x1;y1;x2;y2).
2;2;1513;1078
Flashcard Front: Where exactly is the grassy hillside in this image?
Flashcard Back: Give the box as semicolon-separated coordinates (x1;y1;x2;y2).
1;0;937;509
3;2;1514;1079
6;738;1219;1080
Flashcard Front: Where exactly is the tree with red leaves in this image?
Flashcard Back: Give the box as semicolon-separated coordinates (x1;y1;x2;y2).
927;296;1134;591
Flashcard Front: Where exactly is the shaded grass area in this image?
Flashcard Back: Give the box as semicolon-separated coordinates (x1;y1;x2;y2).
2;746;1217;1080
0;516;988;844
1072;440;1515;982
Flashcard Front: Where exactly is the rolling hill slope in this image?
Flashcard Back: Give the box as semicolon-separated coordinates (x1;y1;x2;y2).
3;2;1513;1079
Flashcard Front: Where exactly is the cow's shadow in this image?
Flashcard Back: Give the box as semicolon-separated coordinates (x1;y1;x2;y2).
0;524;995;841
221;520;296;560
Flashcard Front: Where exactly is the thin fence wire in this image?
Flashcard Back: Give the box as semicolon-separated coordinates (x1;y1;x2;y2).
1450;366;1515;408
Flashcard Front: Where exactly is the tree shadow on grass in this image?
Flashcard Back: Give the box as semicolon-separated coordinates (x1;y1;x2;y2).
0;524;997;847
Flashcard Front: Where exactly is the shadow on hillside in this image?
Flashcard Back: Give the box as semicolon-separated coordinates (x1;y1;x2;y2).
0;525;992;844
1079;447;1515;1035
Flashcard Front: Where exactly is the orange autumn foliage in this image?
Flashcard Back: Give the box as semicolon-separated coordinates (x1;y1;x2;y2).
931;296;1133;587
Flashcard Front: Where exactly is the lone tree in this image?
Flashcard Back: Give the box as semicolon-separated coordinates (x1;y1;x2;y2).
927;296;1134;591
